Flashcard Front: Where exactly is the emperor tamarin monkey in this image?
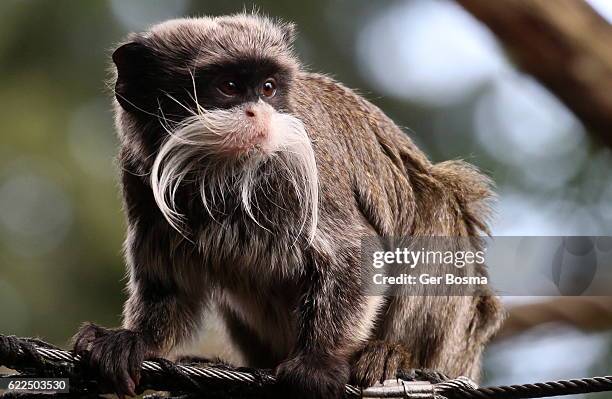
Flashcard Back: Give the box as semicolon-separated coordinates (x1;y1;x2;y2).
73;13;503;399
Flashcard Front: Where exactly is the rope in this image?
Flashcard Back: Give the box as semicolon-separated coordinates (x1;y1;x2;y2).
1;334;612;398
444;377;612;399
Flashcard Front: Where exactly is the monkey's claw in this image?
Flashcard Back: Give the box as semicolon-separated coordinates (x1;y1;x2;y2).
351;341;411;387
73;323;148;398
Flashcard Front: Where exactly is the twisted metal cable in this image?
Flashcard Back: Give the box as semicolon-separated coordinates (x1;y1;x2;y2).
9;343;263;386
0;335;361;397
2;334;612;399
443;376;612;399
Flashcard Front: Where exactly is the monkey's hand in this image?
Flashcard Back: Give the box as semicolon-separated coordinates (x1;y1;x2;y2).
351;341;412;387
275;352;349;399
72;323;153;398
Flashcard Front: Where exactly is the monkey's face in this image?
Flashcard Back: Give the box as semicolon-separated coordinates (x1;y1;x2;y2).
113;15;318;239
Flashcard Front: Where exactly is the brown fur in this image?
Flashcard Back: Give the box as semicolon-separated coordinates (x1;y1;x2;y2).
73;13;504;399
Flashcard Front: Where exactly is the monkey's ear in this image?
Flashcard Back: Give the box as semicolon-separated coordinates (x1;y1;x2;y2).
112;41;159;114
280;22;296;44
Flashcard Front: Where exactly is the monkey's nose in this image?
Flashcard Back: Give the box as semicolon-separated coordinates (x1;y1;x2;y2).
245;100;272;119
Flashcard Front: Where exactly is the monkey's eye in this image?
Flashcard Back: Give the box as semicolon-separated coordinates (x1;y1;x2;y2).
261;79;277;98
218;80;240;96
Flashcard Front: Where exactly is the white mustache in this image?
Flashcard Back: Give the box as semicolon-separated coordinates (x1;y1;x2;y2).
150;101;319;244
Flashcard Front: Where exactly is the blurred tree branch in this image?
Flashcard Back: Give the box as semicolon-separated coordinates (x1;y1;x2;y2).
456;0;612;148
495;297;612;341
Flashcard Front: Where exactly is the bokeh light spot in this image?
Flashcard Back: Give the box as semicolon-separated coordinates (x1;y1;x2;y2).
0;166;73;256
356;0;508;106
